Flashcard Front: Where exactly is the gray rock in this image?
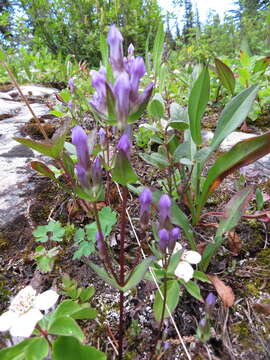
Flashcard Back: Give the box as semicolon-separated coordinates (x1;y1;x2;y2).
7;85;57;99
0;99;21;120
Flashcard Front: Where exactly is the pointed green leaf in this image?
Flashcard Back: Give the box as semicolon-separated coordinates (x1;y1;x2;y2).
25;337;49;360
31;161;57;179
215;58;235;95
52;336;106;360
123;256;155;291
182;280;203;301
210;85;259;152
87;261;121;290
0;339;33;360
153;23;165;78
112;152;138;185
48;316;84;341
148;94;164;120
14;137;56;158
153;280;181;321
139;152;169;169
188;67;210;145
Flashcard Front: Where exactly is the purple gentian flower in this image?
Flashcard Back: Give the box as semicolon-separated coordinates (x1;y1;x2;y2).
158;228;169;254
90;67;107;113
168;227;181;252
117;134;131;158
205;293;216;314
159;194;171;227
139;188;153;228
114;72;130;128
107;24;124;74
75;163;89;188
72;126;90;171
92;156;102;187
130;57;145;101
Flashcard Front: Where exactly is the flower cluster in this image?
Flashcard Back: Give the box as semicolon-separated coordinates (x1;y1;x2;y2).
0;285;58;337
90;25;154;130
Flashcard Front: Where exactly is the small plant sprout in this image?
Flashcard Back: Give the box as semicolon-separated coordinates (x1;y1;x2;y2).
0;285;58;337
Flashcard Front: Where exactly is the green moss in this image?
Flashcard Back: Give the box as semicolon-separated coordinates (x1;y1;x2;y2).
256;248;270;268
231;321;249;342
245;281;261;297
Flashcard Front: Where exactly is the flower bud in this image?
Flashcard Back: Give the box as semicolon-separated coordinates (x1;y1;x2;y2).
159;194;171;227
72;126;90;170
205;293;216;314
114;72;130;128
68;77;74;94
139;188;153;229
107;24;124;74
75;163;89;188
168;227;181;252
158;228;169;254
92;156;102;187
117;134;131;158
130;57;146;100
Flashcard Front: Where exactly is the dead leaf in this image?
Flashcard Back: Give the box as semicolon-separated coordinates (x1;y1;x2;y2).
208;274;235;307
196;242;208;255
253;302;270;315
227;231;242;256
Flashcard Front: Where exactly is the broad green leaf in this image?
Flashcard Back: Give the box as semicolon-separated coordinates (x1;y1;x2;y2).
173;142;190;162
153;280;181;321
188;67;210;145
51;300;81;320
240;50;250;67
217;186;253;237
25;337;49;360
48;316;84;342
123;256;155;291
79;286;95;302
14;137;56;158
182;280;203;301
148;94;164;120
112;152;138;185
253;56;270;74
198;132;270;213
139;152;169;169
0;339;33;360
215;58;235;95
193;270;211;283
52;336;106;360
210;85;259;152
70;305;97;320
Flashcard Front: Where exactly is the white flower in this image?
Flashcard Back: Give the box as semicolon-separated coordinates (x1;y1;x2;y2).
174;243;201;283
0;285;59;337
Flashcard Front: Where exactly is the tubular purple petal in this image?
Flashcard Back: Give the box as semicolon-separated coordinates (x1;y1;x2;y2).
68;77;74;94
130;57;146;101
114;72;130;127
159;194;172;226
139;188;153;206
205;293;216;314
117;134;131;158
72;126;90;170
75;163;89;187
92;156;102;186
168;227;181;252
139;188;153;228
158;228;169;254
98;128;106;146
131;82;154;114
107;24;124;73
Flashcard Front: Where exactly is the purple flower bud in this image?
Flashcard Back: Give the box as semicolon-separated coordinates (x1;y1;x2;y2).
92;156;102;186
114;72;130;128
205;293;216;314
107;24;124;74
68;77;74;94
130;57;145;100
117;134;131;158
75;163;89;187
198;318;208;331
159;194;171;226
168;227;181;252
159;228;170;254
163;341;170;351
139;188;153;228
130;82;154;114
72;126;90;170
90;67;107;113
98;128;106;146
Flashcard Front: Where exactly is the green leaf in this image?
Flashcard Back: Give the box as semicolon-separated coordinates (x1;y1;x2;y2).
198;133;270;213
105;83;116;124
193;270;211;283
33;221;65;243
14;137;57;158
51;300;81;319
188;67;210;145
215;58;235;95
87;261;121;290
25;337;49;360
253;56;270;73
217;186;253;237
52;336;106;360
152;23;165;78
210;85;259;152
256;188;264;211
183;280;203;301
148;94;164;120
123;256;155;291
153;280;181;321
70;304;97;320
30;161;56;179
79;286;95;302
48;316;84;342
112;151;138;185
167;250;182;274
0;339;33;360
139;152;169;169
